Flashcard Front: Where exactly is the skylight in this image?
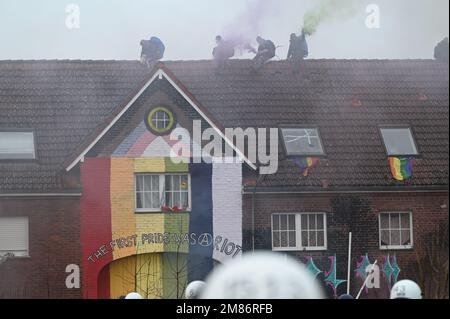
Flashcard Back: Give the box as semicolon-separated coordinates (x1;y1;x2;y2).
380;127;418;156
281;128;325;156
0;131;36;159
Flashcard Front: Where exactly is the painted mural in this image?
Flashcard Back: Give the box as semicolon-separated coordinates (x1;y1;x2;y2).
80;116;243;299
303;254;402;298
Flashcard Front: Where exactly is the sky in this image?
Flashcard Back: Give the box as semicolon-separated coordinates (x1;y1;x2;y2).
0;0;448;61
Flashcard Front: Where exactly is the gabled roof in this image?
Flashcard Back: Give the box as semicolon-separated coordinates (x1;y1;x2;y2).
0;59;448;192
63;63;255;171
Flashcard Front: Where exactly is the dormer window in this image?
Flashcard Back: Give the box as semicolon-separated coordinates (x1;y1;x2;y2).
0;131;36;160
280;127;325;156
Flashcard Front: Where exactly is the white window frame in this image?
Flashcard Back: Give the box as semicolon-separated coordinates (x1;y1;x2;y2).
271;213;327;252
135;173;191;213
379;126;419;156
280;127;325;157
378;212;414;250
0;216;29;258
152;110;170;130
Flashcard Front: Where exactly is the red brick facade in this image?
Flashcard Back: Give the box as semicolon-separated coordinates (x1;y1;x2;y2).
0;197;82;298
242;191;449;298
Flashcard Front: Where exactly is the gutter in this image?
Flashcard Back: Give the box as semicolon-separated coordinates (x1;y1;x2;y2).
0;192;82;198
243;186;449;195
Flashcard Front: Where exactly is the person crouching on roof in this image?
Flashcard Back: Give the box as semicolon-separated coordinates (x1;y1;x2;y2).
140;36;165;68
287;29;308;74
212;35;234;74
251;36;276;73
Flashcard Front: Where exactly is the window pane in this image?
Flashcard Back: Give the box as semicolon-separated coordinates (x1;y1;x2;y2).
288;231;296;247
144;176;153;192
288;215;295;230
180;175;188;190
143;192;154;208
301;215;308;230
181;192;188;208
316;214;324;229
308;215;316;230
380;214;389;229
280;215;287;231
401;230;411;245
390;230;401;246
165;175;172;191
136;192;143;208
281;128;324;156
380;230;390;246
152;192;160;208
136;175;143;192
309;231;317;246
165;191;170;207
0;132;35;159
173;175;180;191
317;231;325;247
152;175;159;191
173;192;181;208
280;232;288;247
391;214;400;229
380;128;418;156
272;215;279;231
273;232;280;247
401;214;410;229
301;231;308;247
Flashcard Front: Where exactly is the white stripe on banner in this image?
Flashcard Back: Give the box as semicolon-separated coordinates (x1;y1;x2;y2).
212;159;243;263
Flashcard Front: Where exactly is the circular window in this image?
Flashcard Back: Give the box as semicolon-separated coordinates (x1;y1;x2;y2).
145;106;175;135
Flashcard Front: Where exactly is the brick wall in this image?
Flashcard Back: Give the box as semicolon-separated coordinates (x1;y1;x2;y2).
242;191;449;298
0;197;81;298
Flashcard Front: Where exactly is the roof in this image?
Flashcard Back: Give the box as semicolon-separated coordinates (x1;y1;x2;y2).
0;59;448;192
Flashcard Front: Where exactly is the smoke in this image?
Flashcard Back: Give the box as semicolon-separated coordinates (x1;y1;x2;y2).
302;0;357;35
220;0;279;54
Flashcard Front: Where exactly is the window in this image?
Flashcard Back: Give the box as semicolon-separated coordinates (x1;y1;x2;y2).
280;128;324;156
145;107;175;135
135;174;190;212
0;216;29;257
379;212;413;250
0;131;36;159
380;127;418;156
272;213;327;251
165;175;189;209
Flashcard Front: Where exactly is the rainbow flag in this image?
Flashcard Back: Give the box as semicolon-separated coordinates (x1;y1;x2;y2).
389;157;414;181
292;157;320;177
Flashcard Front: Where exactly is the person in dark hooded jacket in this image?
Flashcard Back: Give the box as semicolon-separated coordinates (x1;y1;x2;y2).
212;35;235;74
251;36;276;72
140;36;165;67
287;29;308;74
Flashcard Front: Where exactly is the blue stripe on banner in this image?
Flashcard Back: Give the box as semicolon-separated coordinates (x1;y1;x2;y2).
188;163;214;282
112;121;147;157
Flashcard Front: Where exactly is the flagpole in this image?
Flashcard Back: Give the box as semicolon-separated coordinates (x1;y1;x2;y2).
356;260;378;299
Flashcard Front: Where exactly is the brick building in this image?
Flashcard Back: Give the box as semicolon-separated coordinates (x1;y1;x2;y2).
0;59;448;298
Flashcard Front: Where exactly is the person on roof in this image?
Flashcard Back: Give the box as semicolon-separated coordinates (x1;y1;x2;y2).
250;36;276;73
287;29;309;74
212;35;235;74
434;37;449;63
140;36;165;67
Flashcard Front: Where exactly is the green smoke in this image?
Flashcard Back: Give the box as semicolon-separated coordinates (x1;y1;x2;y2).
303;0;357;35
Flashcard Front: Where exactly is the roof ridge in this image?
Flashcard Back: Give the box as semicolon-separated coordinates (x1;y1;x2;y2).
0;58;439;63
